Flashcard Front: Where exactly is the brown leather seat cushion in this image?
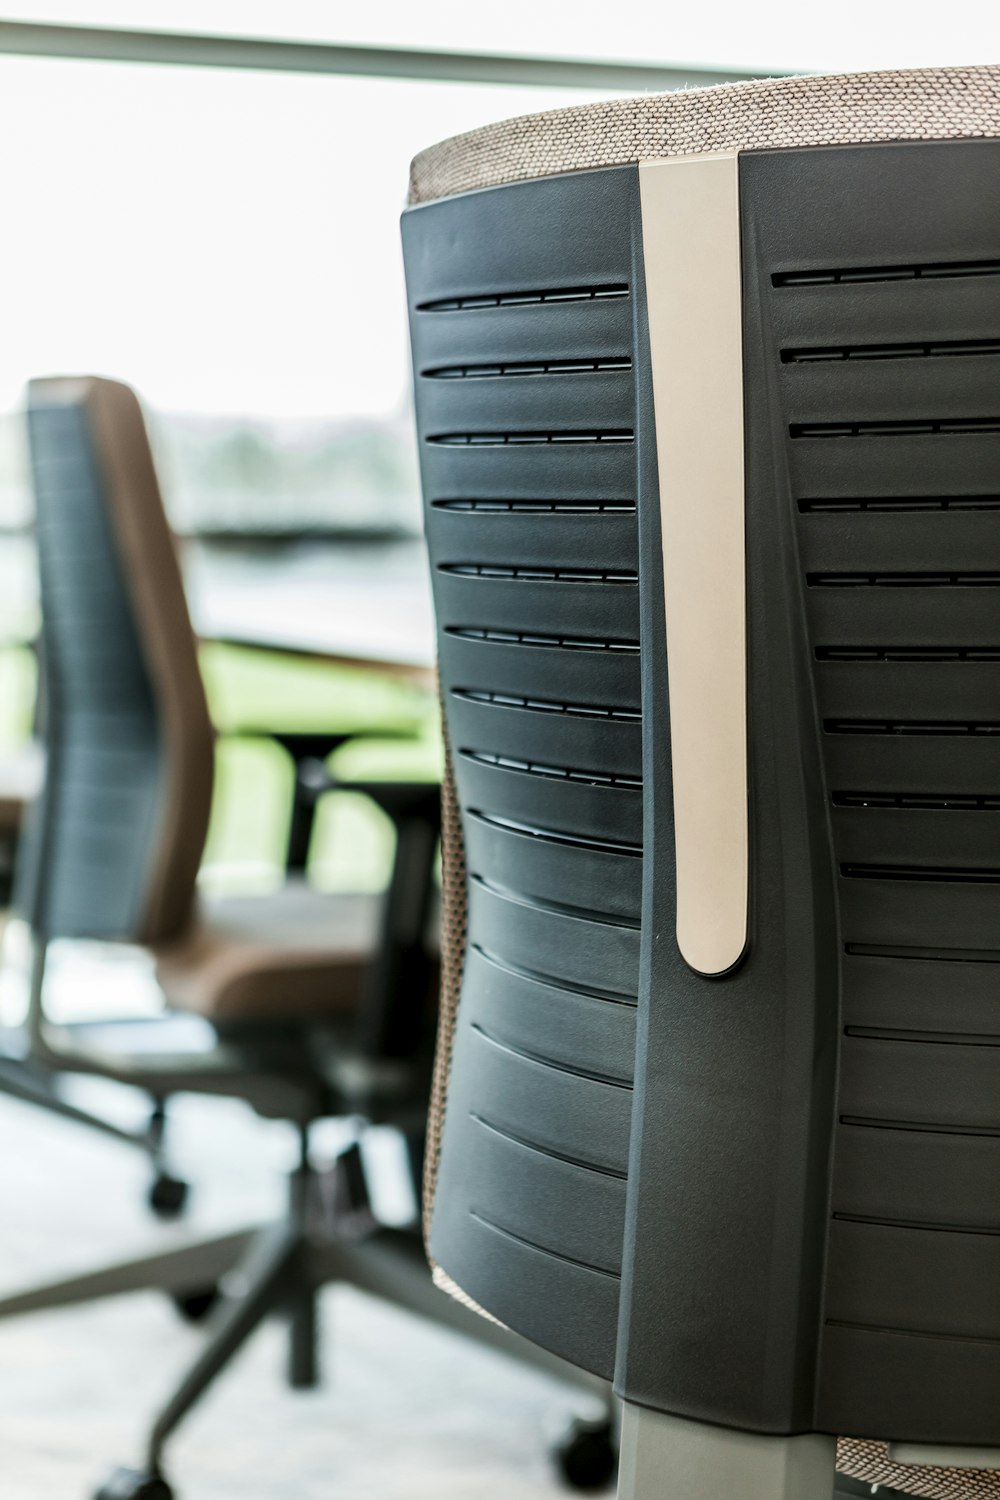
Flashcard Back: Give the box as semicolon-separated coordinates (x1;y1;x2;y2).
154;881;381;1023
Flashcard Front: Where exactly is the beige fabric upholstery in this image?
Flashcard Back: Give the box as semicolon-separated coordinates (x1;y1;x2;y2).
838;1440;1000;1499
155;882;381;1023
410;64;1000;205
410;66;1000;1500
422;737;466;1230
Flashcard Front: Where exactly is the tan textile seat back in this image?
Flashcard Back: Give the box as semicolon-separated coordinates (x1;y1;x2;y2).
17;377;214;945
402;66;1000;1500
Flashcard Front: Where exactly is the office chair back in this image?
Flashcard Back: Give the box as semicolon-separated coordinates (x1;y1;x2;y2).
404;65;1000;1499
19;377;213;944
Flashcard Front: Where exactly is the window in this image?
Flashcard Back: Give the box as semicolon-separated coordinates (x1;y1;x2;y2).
0;51;609;536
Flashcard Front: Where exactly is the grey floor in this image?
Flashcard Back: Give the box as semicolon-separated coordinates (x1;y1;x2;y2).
0;1083;609;1500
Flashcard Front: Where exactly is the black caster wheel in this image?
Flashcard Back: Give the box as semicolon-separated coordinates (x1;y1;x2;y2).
93;1466;174;1500
169;1283;221;1323
554;1417;618;1492
148;1172;189;1220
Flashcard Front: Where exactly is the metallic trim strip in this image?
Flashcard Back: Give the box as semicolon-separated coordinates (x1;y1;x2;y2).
638;153;748;975
0;22;775;90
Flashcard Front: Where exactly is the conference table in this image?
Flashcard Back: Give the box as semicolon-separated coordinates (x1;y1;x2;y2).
184;535;438;683
0;531;438;681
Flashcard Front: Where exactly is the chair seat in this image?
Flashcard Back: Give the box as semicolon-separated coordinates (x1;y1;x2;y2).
154;881;381;1023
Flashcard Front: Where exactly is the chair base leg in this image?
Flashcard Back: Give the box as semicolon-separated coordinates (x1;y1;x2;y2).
287;1280;320;1390
617;1405;837;1500
99;1176;614;1487
0;1227;254;1319
0;1055;159;1155
146;1222;305;1470
308;1227;612;1403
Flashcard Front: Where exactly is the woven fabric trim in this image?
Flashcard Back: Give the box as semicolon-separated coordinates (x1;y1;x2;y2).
422;719;508;1329
422;720;467;1236
838;1439;1000;1498
409;65;1000;204
431;1263;507;1329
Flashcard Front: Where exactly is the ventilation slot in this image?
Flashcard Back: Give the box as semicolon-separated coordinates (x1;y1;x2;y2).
470;1022;634;1089
461;749;641;788
773;260;1000;288
444;626;639;654
439;564;637;584
783;338;1000;363
834;792;1000;810
818;646;1000;661
473;944;637;1004
799;496;1000;512
423;357;631;380
471;1113;628;1180
845;1028;1000;1047
468;808;642;857
417;283;629;312
469;1210;623;1278
431;499;636;514
825;719;1000;736
845;943;1000;964
842;863;1000;884
471;872;640;928
453;687;640;721
808;572;1000;587
791;418;1000;438
841;1117;1000;1137
427;430;634;447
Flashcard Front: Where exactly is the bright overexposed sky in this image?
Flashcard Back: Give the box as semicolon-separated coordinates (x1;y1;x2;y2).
0;2;996;418
0;55;606;418
5;1;1000;73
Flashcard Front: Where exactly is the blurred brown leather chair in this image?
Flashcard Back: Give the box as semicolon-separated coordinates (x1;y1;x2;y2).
0;376;445;1500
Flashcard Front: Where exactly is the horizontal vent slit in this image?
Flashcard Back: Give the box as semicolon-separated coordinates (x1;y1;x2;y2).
824;1319;1000;1347
427;430;634;446
453;687;640;721
439;563;636;584
470;872;640;929
461;748;641;788
472;942;637;1004
799;495;1000;512
818;646;1000;661
444;626;639;653
846;1026;1000;1046
809;572;1000;587
834;791;1000;810
468;808;642;857
431;499;636;513
773;260;1000;287
792;418;1000;439
825;719;1000;736
845;943;1000;963
783;338;1000;363
834;1212;1000;1235
471;1022;633;1089
841;1115;1000;1137
469;1210;622;1280
423;357;631;379
842;862;1000;883
470;1112;627;1179
417;283;629;312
